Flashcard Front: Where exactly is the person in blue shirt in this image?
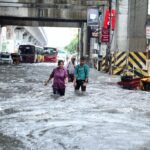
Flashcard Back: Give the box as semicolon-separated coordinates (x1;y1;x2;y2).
73;56;89;92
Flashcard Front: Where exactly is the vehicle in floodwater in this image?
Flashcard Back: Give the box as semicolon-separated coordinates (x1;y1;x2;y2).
19;45;43;63
0;52;13;64
43;47;58;63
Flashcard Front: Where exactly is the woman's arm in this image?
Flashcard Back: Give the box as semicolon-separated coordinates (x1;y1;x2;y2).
44;69;55;86
44;76;53;86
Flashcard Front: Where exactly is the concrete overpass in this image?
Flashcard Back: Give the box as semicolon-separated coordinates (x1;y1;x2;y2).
0;0;108;27
0;0;108;57
0;0;148;59
0;26;48;53
0;0;149;76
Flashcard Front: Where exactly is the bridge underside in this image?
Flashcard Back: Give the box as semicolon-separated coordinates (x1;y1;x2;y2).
0;16;85;27
0;0;107;27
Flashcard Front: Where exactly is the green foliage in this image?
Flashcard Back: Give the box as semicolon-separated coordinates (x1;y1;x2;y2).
64;35;78;54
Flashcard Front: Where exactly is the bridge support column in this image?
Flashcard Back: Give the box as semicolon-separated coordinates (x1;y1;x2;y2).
81;23;93;67
86;26;92;66
83;23;88;57
5;26;15;53
79;23;84;58
0;26;2;52
14;27;25;52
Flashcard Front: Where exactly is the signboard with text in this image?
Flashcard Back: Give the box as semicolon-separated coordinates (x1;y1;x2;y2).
87;8;99;26
90;26;101;38
101;28;110;43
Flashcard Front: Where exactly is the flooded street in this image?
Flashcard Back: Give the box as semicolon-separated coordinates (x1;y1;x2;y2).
1;63;150;150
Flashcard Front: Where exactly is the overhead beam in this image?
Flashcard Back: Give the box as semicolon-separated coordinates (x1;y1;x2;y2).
0;0;108;26
0;3;105;10
0;0;108;10
0;0;108;6
0;7;87;20
0;16;82;27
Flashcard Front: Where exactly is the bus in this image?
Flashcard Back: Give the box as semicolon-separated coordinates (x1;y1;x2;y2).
43;47;58;63
19;45;43;63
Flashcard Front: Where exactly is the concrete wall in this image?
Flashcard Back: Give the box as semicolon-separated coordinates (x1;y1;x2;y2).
128;0;148;51
112;0;147;52
114;0;129;51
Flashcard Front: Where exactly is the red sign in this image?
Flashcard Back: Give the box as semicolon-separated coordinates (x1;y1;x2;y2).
101;28;110;43
103;8;116;30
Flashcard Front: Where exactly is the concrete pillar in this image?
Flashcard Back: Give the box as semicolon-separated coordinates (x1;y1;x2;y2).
0;27;6;52
79;23;84;57
14;27;25;52
128;0;148;51
4;26;15;53
83;23;88;56
0;26;2;52
87;26;91;59
79;23;93;65
115;0;129;51
112;0;147;52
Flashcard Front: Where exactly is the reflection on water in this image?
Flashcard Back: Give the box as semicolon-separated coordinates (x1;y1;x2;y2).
0;63;150;150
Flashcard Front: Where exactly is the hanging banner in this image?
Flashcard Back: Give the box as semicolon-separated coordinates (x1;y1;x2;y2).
103;8;116;30
87;8;99;26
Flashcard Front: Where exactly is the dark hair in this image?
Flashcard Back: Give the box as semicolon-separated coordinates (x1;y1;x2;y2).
80;56;85;61
58;60;64;66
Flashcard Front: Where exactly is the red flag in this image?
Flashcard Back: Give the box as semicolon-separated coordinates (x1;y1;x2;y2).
103;8;116;30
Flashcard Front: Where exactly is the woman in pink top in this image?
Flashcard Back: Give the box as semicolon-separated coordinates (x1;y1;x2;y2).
45;60;68;96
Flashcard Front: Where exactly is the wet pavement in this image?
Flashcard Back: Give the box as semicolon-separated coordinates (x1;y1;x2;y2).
0;63;150;150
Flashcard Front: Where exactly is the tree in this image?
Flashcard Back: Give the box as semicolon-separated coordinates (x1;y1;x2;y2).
64;35;78;54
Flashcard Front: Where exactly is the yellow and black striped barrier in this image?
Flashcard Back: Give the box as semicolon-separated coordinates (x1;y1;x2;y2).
101;56;107;72
110;51;149;77
100;51;149;77
112;52;127;75
128;52;148;77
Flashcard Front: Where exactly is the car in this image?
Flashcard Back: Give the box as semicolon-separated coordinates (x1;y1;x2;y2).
57;50;67;62
0;52;13;64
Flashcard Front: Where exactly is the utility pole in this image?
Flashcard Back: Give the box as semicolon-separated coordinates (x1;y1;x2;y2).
106;0;112;73
109;0;112;74
98;6;104;71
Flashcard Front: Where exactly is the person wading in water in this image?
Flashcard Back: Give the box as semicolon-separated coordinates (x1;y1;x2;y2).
45;60;68;96
66;57;76;82
73;57;89;94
